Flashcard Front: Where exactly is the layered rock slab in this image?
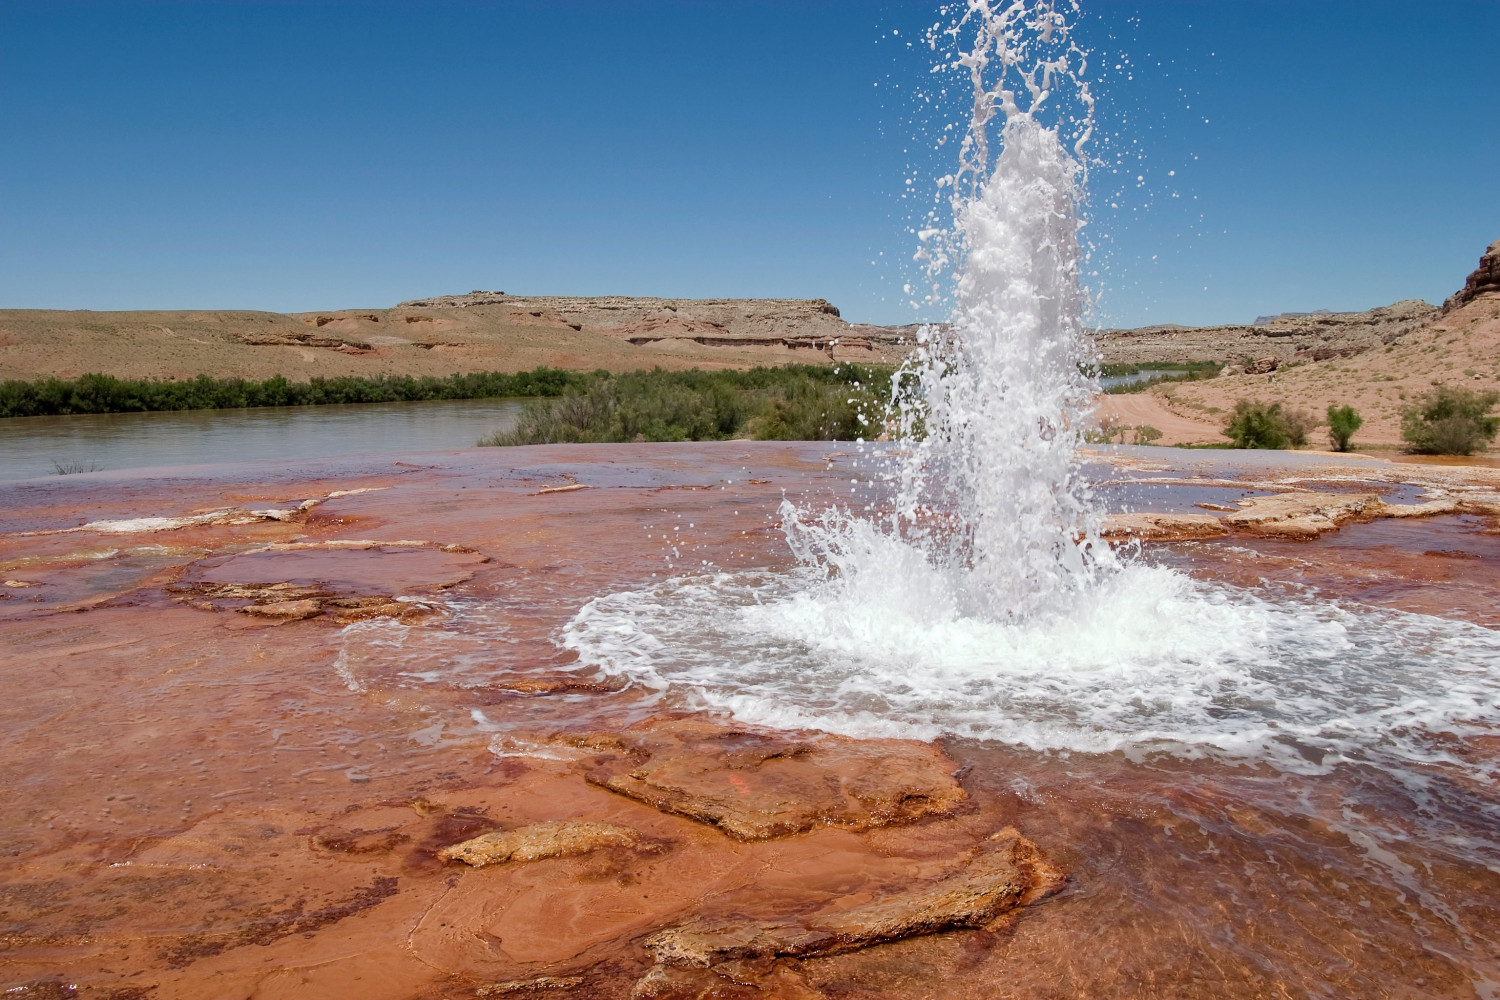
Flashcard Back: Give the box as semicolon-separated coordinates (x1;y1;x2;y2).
441;820;643;867
640;828;1061;967
570;720;966;840
1101;512;1228;541
167;540;486;622
1221;492;1382;539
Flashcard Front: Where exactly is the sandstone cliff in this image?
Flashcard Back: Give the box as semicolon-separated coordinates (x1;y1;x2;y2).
9;240;1496;386
1443;239;1500;313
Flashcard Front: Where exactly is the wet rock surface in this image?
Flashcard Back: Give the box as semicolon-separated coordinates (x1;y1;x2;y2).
0;443;1496;998
165;540;486;623
642;828;1062;966
1100;467;1500;542
477;975;588;996
1219;491;1383;538
630;962;825;999
1101;511;1228;540
573;720;967;840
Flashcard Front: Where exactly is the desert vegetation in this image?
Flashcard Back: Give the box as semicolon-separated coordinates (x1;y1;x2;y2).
1222;400;1315;449
0;369;587;418
50;460;100;475
1400;386;1500;454
1326;405;1363;452
481;366;891;445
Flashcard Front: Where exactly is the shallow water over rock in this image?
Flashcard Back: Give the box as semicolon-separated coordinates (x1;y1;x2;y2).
0;442;1496;998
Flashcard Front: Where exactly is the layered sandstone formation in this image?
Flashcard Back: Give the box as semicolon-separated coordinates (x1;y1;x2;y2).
1443;239;1500;313
1095;299;1438;370
6;240;1495;438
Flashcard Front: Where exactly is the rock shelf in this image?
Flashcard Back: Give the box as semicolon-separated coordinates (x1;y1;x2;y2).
642;828;1063;966
574;719;968;840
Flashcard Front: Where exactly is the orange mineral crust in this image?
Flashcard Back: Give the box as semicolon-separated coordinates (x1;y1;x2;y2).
0;442;1496;998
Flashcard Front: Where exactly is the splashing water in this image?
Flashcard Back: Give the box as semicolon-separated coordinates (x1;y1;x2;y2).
562;1;1500;773
785;0;1104;620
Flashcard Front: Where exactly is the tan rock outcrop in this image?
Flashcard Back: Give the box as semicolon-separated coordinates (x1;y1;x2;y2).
641;828;1062;966
1101;512;1228;540
167;581;436;624
1221;492;1382;538
1442;239;1500;313
237;598;323;621
439;820;642;867
1382;498;1461;518
398;294;854;343
573;720;966;841
236;330;372;353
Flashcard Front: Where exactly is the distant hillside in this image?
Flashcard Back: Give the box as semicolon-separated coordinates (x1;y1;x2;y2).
6;246;1494;417
0;295;910;383
1095;300;1438;369
1099;239;1500;447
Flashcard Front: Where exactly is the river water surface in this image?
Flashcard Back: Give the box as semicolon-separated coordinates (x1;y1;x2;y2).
0;398;526;481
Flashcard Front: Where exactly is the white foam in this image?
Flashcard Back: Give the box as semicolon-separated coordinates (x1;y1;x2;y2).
562;566;1500;775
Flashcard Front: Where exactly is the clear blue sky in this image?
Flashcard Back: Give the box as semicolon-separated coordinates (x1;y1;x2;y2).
1;1;1495;328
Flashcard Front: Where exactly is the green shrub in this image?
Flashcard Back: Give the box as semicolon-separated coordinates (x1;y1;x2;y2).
0;367;587;417
1326;405;1363;452
1222;400;1313;449
1400;386;1500;454
1131;424;1162;445
480;365;891;446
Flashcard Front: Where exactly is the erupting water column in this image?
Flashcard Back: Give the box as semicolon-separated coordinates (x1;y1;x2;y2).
785;0;1111;621
565;0;1500;779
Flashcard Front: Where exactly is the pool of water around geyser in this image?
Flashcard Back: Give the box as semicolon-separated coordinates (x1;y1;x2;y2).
562;561;1500;770
543;455;1500;996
